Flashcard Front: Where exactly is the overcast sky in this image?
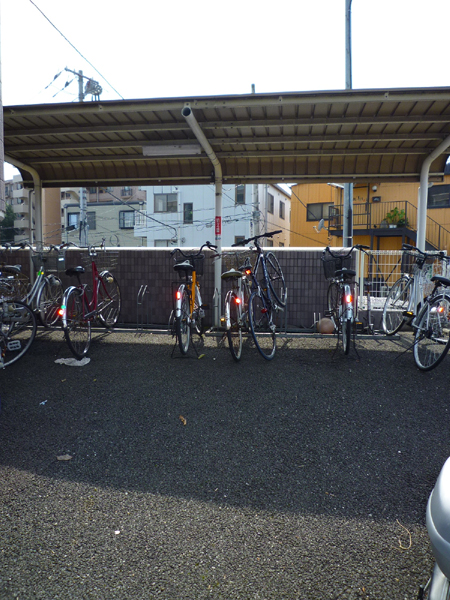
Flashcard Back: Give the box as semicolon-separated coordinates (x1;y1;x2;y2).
3;0;450;178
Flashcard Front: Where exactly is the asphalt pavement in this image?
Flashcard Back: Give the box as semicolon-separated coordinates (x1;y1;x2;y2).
1;327;449;600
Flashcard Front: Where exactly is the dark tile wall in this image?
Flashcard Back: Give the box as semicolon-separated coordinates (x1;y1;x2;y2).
10;248;333;330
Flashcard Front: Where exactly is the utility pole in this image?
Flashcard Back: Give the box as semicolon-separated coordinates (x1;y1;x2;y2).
343;0;353;247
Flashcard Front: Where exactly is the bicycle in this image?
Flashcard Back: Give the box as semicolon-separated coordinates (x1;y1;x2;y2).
218;248;254;361
60;243;121;359
322;244;370;355
382;244;445;336
231;231;287;360
0;243;30;301
170;241;217;355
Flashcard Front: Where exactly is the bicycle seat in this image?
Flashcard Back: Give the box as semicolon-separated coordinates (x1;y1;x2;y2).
336;268;356;279
1;265;22;273
431;275;450;288
173;261;194;273
221;269;242;280
66;266;85;276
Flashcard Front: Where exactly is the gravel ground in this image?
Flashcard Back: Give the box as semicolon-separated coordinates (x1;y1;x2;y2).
0;327;449;600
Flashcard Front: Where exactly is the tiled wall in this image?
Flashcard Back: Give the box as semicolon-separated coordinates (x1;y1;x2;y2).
9;248;332;331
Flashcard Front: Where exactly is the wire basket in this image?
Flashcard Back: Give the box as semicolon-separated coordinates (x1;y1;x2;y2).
31;250;66;274
221;249;256;272
321;251;352;280
0;268;29;301
82;250;119;272
401;250;438;275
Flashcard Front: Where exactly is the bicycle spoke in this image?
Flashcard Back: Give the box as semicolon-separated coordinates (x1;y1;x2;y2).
248;291;276;360
414;294;450;371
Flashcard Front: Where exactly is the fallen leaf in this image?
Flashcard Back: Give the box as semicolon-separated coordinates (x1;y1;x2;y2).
57;454;73;461
179;415;187;426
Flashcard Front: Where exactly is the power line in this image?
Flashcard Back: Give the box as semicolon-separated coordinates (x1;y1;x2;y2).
28;0;124;100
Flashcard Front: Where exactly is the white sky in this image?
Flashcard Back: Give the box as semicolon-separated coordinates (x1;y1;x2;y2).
2;0;450;178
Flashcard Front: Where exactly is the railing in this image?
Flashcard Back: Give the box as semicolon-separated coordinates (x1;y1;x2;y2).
329;201;450;251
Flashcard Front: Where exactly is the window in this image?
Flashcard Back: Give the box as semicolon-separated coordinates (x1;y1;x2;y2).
121;186;132;197
67;212;96;230
135;212;146;227
87;212;96;231
279;201;285;220
235;185;245;205
155;239;171;247
68;213;79;229
234;235;245;246
119;210;135;229
154;193;177;213
183;203;193;224
267;193;274;214
428;185;450;208
306;202;334;221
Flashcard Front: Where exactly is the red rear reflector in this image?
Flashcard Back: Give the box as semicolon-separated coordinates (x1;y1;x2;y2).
176;291;181;300
235;297;241;305
346;294;353;304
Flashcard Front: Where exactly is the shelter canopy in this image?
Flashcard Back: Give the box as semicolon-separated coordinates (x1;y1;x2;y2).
4;87;450;189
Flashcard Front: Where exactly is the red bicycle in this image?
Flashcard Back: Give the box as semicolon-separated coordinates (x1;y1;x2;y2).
60;243;121;359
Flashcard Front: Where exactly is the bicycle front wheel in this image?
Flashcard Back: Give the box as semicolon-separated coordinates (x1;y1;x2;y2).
97;271;121;328
342;318;352;355
382;276;412;335
265;252;286;307
226;291;243;361
176;287;190;354
0;300;37;368
37;275;63;327
413;294;450;371
62;287;91;359
248;291;276;360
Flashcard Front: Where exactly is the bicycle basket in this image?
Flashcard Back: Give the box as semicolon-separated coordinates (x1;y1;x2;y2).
401;250;419;275
175;254;204;278
32;250;66;274
321;251;352;280
81;249;118;272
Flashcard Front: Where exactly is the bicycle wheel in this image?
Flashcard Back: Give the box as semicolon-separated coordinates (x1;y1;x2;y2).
0;300;37;368
382;276;412;335
176;287;190;354
226;292;243;361
248;290;276;360
97;271;121;328
326;281;340;330
413;294;450;371
192;284;203;336
37;275;63;327
342;317;352;355
265;252;286;307
62;287;91;359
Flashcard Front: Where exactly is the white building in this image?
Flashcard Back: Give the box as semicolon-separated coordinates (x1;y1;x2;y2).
135;183;291;247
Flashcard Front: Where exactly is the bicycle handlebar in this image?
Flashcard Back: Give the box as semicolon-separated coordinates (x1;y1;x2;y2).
324;244;370;259
170;240;217;259
402;243;446;260
231;230;282;248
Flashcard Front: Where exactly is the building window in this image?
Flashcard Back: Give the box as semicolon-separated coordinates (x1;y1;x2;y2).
154;193;177;213
306;202;334;221
119;210;135;229
279;201;285;220
67;212;96;230
234;236;245;246
155;239;171;247
428;185;450;208
121;186;132;197
267;193;274;214
135;212;146;227
183;203;193;224
235;185;245;205
87;212;96;231
68;213;79;229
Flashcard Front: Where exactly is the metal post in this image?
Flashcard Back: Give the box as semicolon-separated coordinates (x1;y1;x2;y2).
343;0;353;247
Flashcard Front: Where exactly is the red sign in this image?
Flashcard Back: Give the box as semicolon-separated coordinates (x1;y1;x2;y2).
215;216;222;235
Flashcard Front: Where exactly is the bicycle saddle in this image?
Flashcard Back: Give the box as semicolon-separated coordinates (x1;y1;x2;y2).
336;267;356;279
66;266;85;276
1;265;22;273
221;269;242;280
431;275;450;288
173;261;193;273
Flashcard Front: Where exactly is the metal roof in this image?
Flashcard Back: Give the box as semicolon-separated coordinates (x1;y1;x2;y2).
5;87;450;189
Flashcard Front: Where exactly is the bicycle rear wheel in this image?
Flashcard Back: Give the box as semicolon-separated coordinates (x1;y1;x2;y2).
326;281;339;330
226;291;243;361
0;300;37;368
413;294;450;371
62;287;91;359
97;271;121;328
382;276;412;335
37;275;63;327
265;252;286;307
248;291;276;360
176;287;190;354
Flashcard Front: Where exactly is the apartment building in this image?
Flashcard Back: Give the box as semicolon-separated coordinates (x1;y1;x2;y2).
136;183;291;247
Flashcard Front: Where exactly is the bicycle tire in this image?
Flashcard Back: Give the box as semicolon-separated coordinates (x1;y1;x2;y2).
97;271;121;328
192;284;203;336
265;252;286;307
62;287;91;359
413;293;450;371
248;290;276;360
382;276;412;335
0;300;37;368
176;287;190;354
342;318;352;355
326;281;340;330
226;291;243;361
37;275;63;328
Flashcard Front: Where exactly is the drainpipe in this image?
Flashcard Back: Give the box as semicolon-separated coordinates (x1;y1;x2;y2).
5;156;43;248
417;134;450;251
182;104;223;327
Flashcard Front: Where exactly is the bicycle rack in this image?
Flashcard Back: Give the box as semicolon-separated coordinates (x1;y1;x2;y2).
136;284;150;336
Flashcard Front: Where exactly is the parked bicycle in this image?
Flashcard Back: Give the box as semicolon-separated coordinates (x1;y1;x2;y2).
231;231;286;360
60;243;121;359
382;243;445;336
170;241;217;355
0;243;30;301
322;244;370;354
